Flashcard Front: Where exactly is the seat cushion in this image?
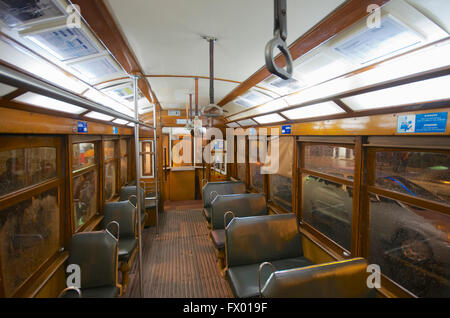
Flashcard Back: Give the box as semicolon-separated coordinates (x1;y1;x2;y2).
81;286;120;298
210;229;225;250
203;207;212;222
119;238;138;262
227;256;314;298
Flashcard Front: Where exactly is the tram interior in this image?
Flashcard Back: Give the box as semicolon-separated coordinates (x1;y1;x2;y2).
0;0;448;299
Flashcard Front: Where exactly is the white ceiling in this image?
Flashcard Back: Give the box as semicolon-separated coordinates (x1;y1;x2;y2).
104;0;346;109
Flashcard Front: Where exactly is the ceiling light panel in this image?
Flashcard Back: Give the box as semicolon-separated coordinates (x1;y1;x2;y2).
342;75;450;111
84;111;114;121
0;83;17;97
226;122;240;128
253;114;285;124
234;90;273;109
14;92;86;114
112;119;129;125
237;119;257;127
68;54;124;82
282;101;345;120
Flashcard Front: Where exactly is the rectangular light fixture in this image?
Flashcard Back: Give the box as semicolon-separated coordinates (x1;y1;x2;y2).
253;113;285;124
14;92;86;114
68;54;123;82
234;90;273;108
342;75;450;111
0;0;66;28
282;101;345;120
112;119;129;125
226;122;240;128
334;15;422;65
23;24;101;61
84;111;114;121
237;119;257;127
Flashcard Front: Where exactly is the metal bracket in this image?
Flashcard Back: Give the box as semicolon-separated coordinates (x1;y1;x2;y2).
265;0;293;80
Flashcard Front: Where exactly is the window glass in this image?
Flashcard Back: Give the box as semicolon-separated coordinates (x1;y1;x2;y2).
270;174;292;211
72;143;95;171
0;148;57;197
250;163;263;192
141;141;153;177
0;188;59;297
305;145;354;179
302;175;353;250
375;151;450;205
237;163;246;182
121;157;128;186
120;139;128;156
73;170;97;230
104;162;117;201
369;194;450;297
104;141;116;160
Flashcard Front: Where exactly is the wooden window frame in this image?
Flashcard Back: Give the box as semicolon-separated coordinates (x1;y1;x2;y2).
119;137;130;187
140;140;154;178
103;138;119;203
0;135;65;298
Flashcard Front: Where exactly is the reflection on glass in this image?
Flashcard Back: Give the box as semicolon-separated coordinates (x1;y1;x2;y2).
121;157;128;186
237;163;246;182
375;152;450;205
0;188;59;297
0;147;57;197
105;162;116;201
72;143;95;171
120;139;128;156
305;145;354;179
302;175;353;250
104;141;116;160
369;194;450;297
270;174;292;211
250;163;263;192
73;170;97;230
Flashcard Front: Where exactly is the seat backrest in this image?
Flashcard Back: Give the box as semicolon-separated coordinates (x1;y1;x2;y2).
225;213;303;267
103;201;136;238
120;186;145;213
67;231;118;289
202;181;246;208
211;193;267;230
261;258;376;298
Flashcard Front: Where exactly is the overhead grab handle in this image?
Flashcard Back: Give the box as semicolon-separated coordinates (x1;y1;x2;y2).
265;0;293;80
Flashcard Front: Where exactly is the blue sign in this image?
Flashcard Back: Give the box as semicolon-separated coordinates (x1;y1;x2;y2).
113;127;119;134
281;125;291;134
398;112;447;133
77;121;88;133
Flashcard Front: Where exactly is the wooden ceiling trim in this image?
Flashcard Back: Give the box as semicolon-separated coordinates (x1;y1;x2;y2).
217;0;392;107
71;0;161;110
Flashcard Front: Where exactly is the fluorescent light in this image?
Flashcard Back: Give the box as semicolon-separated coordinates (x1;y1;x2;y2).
237;119;257;127
69;54;122;82
14;92;86;114
127;123;135;127
0;83;17;97
282;101;345;120
112;119;129;125
253;114;285;124
85;111;114;121
342;75;450;111
84;89;134;117
226;122;240;128
234;90;273;108
255;98;289;114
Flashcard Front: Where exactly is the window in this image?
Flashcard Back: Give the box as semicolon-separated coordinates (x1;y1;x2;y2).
367;148;450;297
265;137;294;211
120;139;129;186
249;139;264;192
103;140;118;201
0;136;63;297
141;140;154;177
301;143;355;253
72;141;98;231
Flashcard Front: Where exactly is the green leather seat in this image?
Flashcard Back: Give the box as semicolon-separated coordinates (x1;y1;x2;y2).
66;230;120;298
260;258;377;298
209;193;268;250
225;213;313;298
120;186;147;225
103;201;137;262
202;181;246;223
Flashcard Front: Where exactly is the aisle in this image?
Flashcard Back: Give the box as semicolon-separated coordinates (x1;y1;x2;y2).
126;201;231;298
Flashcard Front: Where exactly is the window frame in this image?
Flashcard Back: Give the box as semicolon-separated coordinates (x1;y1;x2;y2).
102;137;119;203
119;137;130;187
140;140;154;178
0;135;65;298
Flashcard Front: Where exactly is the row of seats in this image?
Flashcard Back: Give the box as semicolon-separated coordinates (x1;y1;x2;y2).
60;185;149;298
202;181;377;298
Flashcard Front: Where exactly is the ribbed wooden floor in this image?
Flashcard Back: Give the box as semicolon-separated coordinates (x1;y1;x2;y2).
126;201;231;298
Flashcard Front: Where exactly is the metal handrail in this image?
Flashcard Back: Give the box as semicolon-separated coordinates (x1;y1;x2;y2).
223;211;235;229
106;221;120;241
258;262;276;297
59;286;82;298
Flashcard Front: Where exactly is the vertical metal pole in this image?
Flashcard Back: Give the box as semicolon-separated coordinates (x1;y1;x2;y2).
153;102;159;235
132;75;144;298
